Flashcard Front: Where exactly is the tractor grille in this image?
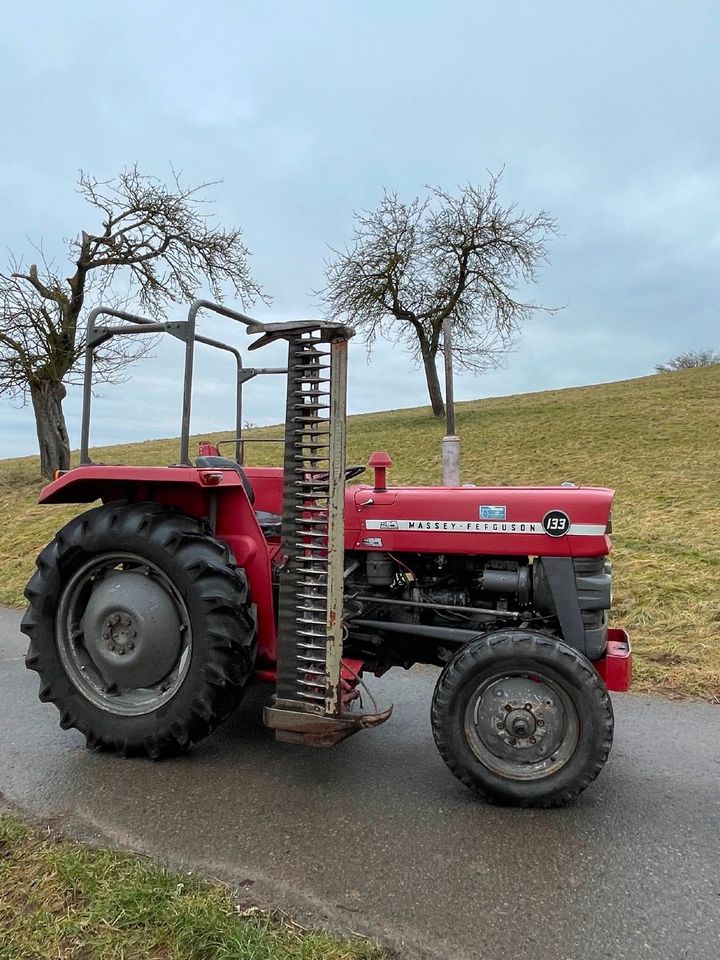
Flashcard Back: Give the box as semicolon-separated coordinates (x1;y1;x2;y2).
275;334;347;715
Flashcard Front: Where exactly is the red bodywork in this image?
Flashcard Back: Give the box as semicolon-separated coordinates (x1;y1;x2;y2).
348;484;614;558
595;630;632;692
39;464;631;691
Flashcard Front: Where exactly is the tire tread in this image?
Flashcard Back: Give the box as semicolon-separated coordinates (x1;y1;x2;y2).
431;630;614;808
22;501;257;759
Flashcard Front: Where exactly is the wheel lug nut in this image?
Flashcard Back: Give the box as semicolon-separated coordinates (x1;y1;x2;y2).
529;736;537;744
537;719;544;727
509;738;517;746
127;641;134;651
524;703;532;711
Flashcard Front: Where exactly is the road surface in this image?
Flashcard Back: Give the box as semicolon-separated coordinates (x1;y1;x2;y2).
1;606;718;959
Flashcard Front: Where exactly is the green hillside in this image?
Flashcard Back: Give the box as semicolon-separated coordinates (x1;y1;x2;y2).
1;365;719;699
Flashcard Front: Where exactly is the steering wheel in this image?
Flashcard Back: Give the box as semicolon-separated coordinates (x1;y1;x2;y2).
306;465;367;483
344;465;367;481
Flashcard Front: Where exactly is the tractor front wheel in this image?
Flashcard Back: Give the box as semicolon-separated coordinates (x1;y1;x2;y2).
22;501;256;758
431;630;614;807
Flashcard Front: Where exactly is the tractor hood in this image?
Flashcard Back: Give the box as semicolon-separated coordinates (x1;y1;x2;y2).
347;484;614;558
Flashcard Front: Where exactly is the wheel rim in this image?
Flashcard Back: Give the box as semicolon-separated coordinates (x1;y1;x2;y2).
56;552;192;716
464;671;580;781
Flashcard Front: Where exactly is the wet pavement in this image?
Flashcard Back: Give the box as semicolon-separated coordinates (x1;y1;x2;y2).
1;606;719;959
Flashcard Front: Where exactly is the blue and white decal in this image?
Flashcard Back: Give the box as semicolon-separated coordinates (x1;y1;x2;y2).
480;505;506;520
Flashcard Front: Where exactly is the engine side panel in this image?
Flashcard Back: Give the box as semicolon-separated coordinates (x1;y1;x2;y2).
347;484;614;558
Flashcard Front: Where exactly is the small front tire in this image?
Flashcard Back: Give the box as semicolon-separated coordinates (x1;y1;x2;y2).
431;630;614;807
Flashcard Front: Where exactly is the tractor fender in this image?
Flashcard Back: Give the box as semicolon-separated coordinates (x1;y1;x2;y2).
40;463;248;505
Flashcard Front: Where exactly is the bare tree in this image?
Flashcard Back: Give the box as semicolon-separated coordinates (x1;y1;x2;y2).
0;166;265;478
320;174;557;417
655;349;720;373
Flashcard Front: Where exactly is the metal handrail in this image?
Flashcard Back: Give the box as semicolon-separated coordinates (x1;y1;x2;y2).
182;300;286;463
80;303;286;466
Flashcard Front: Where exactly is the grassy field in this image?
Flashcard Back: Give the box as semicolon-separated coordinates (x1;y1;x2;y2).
0;812;382;960
1;364;718;699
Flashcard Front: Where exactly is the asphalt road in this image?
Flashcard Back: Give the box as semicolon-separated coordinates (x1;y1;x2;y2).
1;606;719;959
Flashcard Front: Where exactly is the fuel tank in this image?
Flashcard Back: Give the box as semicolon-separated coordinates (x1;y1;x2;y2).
345;484;614;558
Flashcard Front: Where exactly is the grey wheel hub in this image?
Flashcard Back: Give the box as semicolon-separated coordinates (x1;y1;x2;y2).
56;553;192;716
465;673;580;781
502;708;538;742
81;571;182;688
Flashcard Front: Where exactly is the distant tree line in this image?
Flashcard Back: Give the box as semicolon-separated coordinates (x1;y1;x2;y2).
655;350;720;373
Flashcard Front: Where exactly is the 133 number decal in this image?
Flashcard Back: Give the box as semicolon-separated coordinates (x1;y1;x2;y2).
542;510;570;537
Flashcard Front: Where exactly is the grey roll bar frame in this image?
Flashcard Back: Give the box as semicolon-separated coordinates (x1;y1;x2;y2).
80;299;287;467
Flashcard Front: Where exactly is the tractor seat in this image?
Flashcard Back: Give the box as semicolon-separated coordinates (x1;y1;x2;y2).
254;510;282;537
195;456;282;537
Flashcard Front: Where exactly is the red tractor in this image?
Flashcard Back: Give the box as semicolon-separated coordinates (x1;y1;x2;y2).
22;301;631;807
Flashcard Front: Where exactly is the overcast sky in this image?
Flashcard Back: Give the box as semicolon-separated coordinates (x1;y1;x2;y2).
1;0;718;457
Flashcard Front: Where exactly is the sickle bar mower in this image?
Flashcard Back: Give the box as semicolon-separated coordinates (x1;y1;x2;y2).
262;323;390;743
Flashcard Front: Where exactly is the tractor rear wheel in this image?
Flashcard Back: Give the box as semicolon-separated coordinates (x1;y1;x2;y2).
431;630;613;807
22;501;256;758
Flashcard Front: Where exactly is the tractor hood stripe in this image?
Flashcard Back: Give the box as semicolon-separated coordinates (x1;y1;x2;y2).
363;519;606;536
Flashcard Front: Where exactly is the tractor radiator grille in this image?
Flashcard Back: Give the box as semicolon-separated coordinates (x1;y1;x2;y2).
275;334;347;715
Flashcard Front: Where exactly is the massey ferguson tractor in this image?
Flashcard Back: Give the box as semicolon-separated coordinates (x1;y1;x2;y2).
22;301;631;807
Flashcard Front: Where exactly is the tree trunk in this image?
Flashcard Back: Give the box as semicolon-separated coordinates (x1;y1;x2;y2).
420;346;445;418
30;379;70;479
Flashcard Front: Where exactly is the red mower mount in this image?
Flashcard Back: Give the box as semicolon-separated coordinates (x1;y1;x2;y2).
22;300;632;807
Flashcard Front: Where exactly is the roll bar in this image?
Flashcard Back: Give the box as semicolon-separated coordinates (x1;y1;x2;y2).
80;300;287;466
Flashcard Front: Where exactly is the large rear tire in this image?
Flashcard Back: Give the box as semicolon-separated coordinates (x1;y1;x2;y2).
431;630;613;807
22;501;257;758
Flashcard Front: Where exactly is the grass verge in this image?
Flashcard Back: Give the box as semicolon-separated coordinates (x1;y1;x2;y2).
0;811;383;960
1;365;719;699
